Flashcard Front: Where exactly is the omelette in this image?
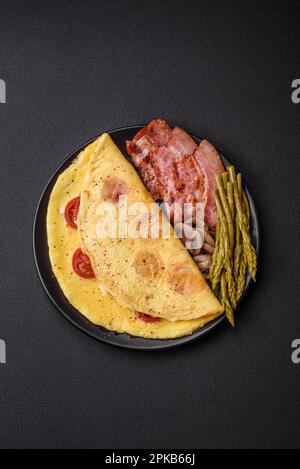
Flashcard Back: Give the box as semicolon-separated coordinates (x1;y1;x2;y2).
47;135;223;339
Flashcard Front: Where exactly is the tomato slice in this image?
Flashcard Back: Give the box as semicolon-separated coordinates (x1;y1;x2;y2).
64;196;80;229
72;249;95;279
135;312;161;323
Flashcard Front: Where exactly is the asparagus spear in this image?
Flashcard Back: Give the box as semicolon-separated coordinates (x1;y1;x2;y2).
239;176;257;280
234;173;243;283
243;190;250;223
221;271;235;327
209;219;220;279
237;173;251;223
214;191;236;306
234;209;242;282
225;180;237;306
216;175;235;250
216;176;232;221
214;191;230;254
237;172;242;196
211;224;225;295
228;166;257;281
222;172;229;187
227;181;235;218
236;252;247;302
239;176;256;281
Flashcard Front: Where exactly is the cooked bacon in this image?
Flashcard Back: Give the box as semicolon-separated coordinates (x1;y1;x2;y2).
174;155;204;206
126;119;173;200
126;120;224;231
194;140;225;230
146;118;172;146
127;135;155;160
126;119;171;158
136;156;162;200
148;135;204;210
150;147;178;204
126;133;160;199
167;127;197;158
133;153;162;200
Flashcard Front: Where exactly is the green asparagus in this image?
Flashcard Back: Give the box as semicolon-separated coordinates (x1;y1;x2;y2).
221;271;235;327
209;165;257;326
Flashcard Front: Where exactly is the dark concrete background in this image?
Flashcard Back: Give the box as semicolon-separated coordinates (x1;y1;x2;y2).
0;0;299;448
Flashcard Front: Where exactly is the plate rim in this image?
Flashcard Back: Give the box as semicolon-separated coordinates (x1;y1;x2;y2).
33;125;261;351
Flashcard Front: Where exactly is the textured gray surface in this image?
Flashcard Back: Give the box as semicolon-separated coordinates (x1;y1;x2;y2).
0;0;299;449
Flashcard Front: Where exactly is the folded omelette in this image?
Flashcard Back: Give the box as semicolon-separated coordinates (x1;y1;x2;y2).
78;134;223;321
47;134;223;339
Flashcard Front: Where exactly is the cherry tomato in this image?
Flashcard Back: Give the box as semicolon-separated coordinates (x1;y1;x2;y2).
72;248;95;279
135;312;161;323
64;196;80;229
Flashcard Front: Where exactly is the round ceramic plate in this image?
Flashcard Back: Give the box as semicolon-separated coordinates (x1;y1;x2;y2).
33;125;260;350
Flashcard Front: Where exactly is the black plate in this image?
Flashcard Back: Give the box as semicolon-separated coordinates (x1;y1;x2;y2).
33;126;260;351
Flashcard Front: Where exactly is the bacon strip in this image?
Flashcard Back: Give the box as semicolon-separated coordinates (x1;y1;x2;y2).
174;154;204;206
126;119;172;200
127;119;203;207
149;147;178;204
167;127;197;158
194;140;225;230
126;120;224;231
